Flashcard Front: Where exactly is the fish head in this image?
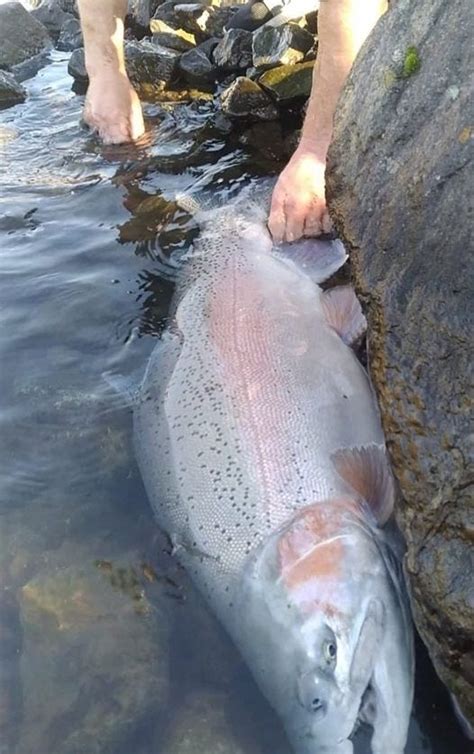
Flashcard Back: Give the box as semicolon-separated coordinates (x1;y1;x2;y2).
235;498;412;752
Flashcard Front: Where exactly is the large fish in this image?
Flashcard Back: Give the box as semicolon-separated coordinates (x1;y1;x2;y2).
130;183;414;753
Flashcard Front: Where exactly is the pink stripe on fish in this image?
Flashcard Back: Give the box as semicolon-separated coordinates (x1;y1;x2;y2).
208;260;306;525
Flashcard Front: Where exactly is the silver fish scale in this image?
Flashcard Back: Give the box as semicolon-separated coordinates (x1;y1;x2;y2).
135;205;383;615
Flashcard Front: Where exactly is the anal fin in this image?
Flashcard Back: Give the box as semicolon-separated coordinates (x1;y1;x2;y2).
322;285;366;347
331;444;395;526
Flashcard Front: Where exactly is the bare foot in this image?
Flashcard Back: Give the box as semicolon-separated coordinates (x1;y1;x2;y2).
83;71;145;145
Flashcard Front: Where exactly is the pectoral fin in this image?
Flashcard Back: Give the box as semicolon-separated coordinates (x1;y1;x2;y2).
350;599;385;693
322;286;366;346
277;238;348;284
331;444;395;525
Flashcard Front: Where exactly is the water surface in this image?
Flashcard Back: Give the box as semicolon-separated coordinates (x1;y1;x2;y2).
0;53;470;754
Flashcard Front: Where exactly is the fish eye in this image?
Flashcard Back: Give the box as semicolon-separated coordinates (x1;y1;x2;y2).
324;640;337;663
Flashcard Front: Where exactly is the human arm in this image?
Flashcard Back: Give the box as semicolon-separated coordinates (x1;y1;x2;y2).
268;0;388;242
77;0;145;144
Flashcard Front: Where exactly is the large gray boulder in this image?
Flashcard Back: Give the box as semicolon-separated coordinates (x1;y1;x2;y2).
326;0;473;724
0;2;51;70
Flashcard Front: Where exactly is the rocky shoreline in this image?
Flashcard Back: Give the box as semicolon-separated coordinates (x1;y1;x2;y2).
0;0;316;143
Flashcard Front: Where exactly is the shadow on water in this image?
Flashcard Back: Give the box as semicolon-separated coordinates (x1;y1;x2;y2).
0;53;471;754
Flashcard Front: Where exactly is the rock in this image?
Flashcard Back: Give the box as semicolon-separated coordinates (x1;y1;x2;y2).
151;20;196;52
252;22;314;69
239;121;290;164
56;16;82;51
162;690;260;754
213;28;252;70
326;0;473;725
127;0;161;30
31;0;74;37
0;2;51;70
259;59;313;102
0;70;26;110
16;545;170;754
220;76;278;121
193;5;236;39
125;39;181;88
179;41;218;86
67;46;87;83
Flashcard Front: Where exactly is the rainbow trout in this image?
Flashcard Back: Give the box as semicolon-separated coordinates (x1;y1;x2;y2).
132;184;414;753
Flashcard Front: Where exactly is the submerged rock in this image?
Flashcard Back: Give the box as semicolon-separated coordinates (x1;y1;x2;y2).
17;545;170;754
259;59;314;102
213;28;253;71
0;2;51;70
162;690;261;754
327;0;473;725
252;22;314;70
220;76;278;121
56;16;82;51
0;70;26;110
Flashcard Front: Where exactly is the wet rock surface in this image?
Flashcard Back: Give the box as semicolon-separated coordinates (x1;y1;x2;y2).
125;39;181;87
162;690;262;754
327;0;473;724
220;76;278;121
0;2;51;70
252;22;314;69
179;41;218;86
259;59;314;101
67;46;87;83
213;29;253;71
16;542;170;754
0;70;27;109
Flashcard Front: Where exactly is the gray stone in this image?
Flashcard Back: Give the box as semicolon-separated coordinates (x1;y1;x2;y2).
179;44;218;86
31;0;73;37
125;39;181;86
67;46;87;83
126;0;160;29
0;70;26;109
252;22;314;69
199;6;235;38
213;28;252;70
56;17;82;51
0;2;51;70
326;0;473;725
259;60;313;102
220;76;278;121
16;544;170;754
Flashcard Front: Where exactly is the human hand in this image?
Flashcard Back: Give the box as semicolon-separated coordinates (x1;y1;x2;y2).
268;139;333;242
83;71;145;145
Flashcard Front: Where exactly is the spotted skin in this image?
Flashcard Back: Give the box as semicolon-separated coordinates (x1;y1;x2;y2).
133;185;414;754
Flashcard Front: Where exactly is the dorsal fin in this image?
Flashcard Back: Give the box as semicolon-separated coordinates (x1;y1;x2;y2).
322;285;366;346
331;444;395;525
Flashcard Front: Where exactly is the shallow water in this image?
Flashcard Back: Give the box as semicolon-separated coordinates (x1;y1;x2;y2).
0;53;471;754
